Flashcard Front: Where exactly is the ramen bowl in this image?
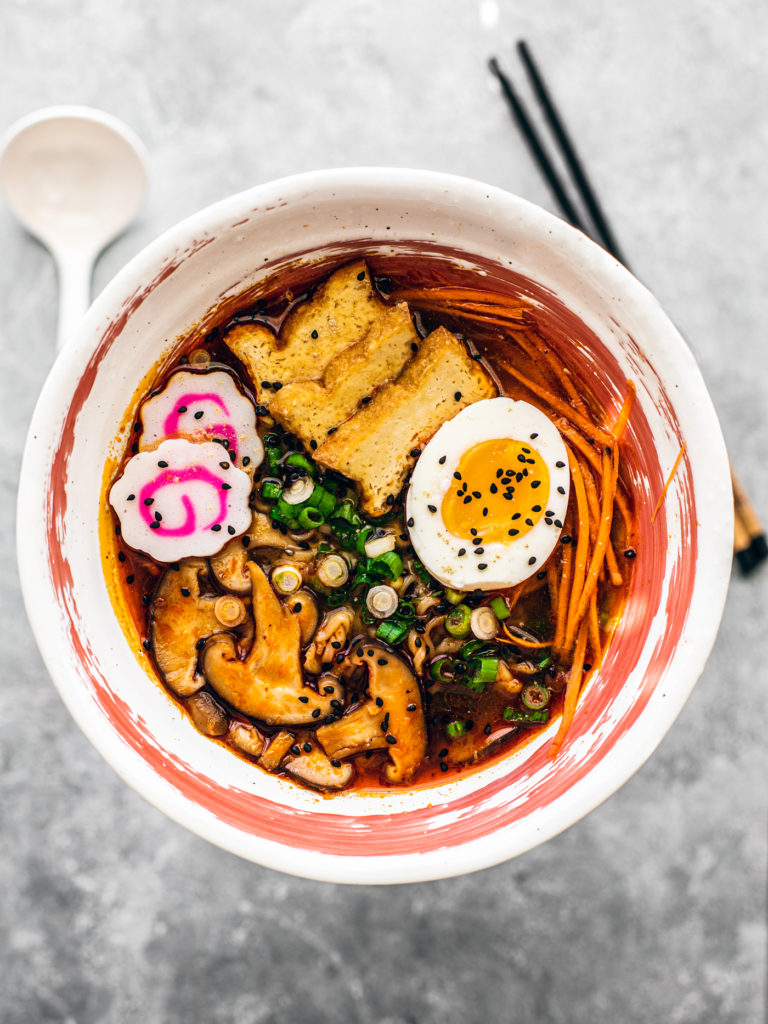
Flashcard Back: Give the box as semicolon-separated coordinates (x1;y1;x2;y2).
17;168;732;883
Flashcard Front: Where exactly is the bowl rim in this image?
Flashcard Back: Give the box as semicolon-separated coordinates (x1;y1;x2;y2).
17;167;733;883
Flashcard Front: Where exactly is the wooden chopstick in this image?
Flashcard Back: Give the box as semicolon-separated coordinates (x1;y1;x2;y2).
489;45;766;574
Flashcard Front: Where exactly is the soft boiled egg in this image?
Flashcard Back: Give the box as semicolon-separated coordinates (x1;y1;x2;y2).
406;397;570;591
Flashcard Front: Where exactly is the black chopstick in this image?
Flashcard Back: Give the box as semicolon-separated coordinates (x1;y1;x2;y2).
489;44;767;575
487;57;588;235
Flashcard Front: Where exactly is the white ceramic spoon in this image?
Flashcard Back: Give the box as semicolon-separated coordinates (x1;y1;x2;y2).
0;106;148;352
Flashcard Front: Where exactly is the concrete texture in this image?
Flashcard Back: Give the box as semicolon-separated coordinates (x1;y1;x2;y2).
1;1;767;1021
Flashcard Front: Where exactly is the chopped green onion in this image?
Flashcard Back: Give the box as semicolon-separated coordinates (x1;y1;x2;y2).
489;595;511;620
503;707;550;724
364;532;397;558
444;588;465;606
331;500;361;527
471;657;500;684
271;564;302;595
306;484;336;518
283;452;315;477
317;554;350;588
375;619;410;645
355;525;375;556
297;506;324;529
369;550;403;580
459;639;499;660
412;559;432;585
270;502;300;529
445;604;472;639
470;606;499;640
260;478;282;502
263;433;282;472
521;682;550;710
429;657;455;683
282;477;315;505
446;720;469;739
366;584;399;618
537;656;552;671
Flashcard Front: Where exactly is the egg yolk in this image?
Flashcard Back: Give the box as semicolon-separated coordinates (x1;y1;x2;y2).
441;438;550;544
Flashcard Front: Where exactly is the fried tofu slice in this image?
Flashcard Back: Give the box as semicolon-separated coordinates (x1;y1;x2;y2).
267;302;419;446
223;261;386;404
314;327;497;516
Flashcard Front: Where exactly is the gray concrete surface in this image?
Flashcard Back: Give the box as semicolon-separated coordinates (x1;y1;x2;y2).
2;1;766;1021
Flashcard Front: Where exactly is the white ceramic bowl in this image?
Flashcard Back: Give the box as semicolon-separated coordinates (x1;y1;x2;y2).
17;168;733;884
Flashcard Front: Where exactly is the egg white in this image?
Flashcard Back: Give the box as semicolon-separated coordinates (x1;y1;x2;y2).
406;397;570;591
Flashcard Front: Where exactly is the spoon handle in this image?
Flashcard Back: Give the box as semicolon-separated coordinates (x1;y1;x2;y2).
55;251;94;352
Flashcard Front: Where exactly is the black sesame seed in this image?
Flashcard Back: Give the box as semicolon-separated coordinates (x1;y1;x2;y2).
361;396;371;405
331;759;342;768
327;426;337;435
454;391;462;401
131;443;138;454
180;586;191;597
624;547;637;559
440;762;449;772
292;602;303;613
126;574;134;584
537;570;547;579
149;522;160;529
472;352;483;361
561;534;572;545
157;460;168;468
227;525;235;535
475;547;485;554
331;640;341;649
303;742;312;753
386;734;397;745
219;461;229;470
410;448;421;458
357;271;366;280
411;341;419;352
407;517;415;528
490;483;498;494
453;471;462;481
386;494;395;507
290;744;301;756
126;494;135;501
508;528;519;536
375;696;384;707
142;639;151;650
242;535;251;547
221;482;231;490
557;486;566;495
367;649;374;657
484;723;492;735
311;329;318;339
428;504;437;514
377;657;388;666
143;497;154;506
556;460;565;468
211;524;222;532
482;508;488;517
512;512;521;520
458;548;466;556
525;518;533;527
554;519;563;528
118;552;125;563
357;646;364;657
516;473;523;482
312;708;321;718
438;455;447;466
528;556;537;565
407;703;417;712
254;405;268;416
381;713;390;731
463;496;472;504
478;563;487;570
195;637;205;650
532;505;541;512
438;747;449;758
531;480;541;489
193;410;204;420
171;563;180;571
298;696;309;704
335;652;345;665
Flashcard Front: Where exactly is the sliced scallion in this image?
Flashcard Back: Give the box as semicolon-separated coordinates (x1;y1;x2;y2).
429;657;455;684
366;584;399;618
444;588;465;606
503;707;550;724
306;483;336;518
283;452;315;477
446;720;469;739
537;656;553;671
282;476;315;505
369;550;403;580
316;555;350;588
375;618;410;645
470;606;499;640
297;506;324;530
260;478;282;502
489;595;511;620
445;604;472;639
521;682;550;710
471;657;500;684
271;564;303;595
364;532;397;559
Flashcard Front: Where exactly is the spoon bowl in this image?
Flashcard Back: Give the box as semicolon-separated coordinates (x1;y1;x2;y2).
0;105;147;350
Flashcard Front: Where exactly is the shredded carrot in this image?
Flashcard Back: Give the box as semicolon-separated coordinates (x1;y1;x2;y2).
554;526;573;654
547;562;559;618
574;445;619;625
496;357;614;447
549;618;589;759
563;448;591;653
520;328;590;417
651;442;687;523
588;589;602;665
613;380;636;441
